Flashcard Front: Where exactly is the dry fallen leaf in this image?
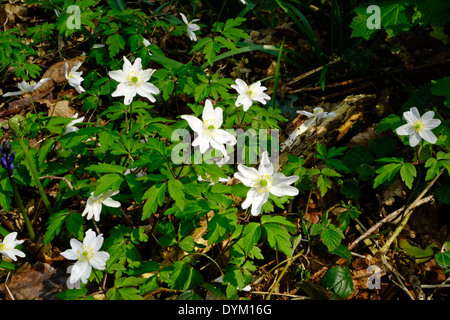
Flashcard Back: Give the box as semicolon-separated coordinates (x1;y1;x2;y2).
0;262;66;300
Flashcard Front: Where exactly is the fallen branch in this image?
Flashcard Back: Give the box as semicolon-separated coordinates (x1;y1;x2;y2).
348;194;434;251
380;169;443;254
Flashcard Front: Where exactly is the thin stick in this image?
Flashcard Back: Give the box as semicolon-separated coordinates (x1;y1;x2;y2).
380;169;443;254
348;195;434;251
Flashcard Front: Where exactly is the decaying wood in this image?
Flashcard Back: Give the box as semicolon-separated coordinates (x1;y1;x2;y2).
279;94;378;167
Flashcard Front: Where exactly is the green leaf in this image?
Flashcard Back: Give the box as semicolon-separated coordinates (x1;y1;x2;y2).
179;235;195;252
425;158;440;181
94;174;123;196
44;210;70;244
262;222;293;257
167;179;185;211
142;183;166;220
377;114;403;133
205;210;237;244
317;174;332;197
321;224;345;252
85;163;126;175
106;34;125;58
400;163;417;189
350;3;411;40
321;266;353;299
435;242;450;270
373;162;402;188
239;222;261;254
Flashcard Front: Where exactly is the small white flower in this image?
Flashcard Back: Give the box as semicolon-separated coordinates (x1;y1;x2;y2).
3;78;51;97
180;13;200;42
231;79;271;112
181;99;237;157
64;113;85;135
82;190;121;222
239;0;247;4
234;151;299;216
297;107;337;120
65;62;85;94
61;229;110;286
109;56;160;105
0;232;25;261
142;38;152;55
396;107;441;147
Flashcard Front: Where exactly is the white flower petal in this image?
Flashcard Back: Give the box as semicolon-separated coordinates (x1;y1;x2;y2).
258;151;273;176
181;115;204;133
396;124;414;136
235;164;260;186
409;132;421;147
418;129;437;144
250;191;269;216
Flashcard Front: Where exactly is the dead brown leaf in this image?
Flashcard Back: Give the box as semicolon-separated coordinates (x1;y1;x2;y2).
0;262;66;300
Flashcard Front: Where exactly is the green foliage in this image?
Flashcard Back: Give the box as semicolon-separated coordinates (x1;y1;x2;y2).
1;0;448;301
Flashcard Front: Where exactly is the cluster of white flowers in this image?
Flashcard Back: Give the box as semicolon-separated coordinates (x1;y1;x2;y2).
182;78;299;216
2;6;442;294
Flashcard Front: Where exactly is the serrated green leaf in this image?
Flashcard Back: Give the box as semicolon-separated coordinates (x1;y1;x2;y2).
400;163;417;189
106;34;125;58
239;222;261;254
168;179;185;211
262;222;292;257
373;162;402;188
317;174;331;197
321;224;345;252
321;266;353;298
94;174;123;196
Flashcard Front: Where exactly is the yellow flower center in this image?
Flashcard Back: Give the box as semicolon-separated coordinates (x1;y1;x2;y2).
203;119;219;136
254;174;273;193
76;244;94;262
412;120;424;133
127;71;143;87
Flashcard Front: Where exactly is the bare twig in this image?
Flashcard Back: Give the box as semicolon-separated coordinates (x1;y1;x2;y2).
39;174;74;190
348;195;434;251
380;169;443;254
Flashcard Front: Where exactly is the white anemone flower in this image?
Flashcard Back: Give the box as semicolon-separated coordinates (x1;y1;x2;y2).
181;99;237;157
234;151;299;216
64;113;85;135
396;107;441;147
230;79;271;112
108;56;160;105
3;78;51;97
0;232;25;261
61;229;110;286
180;13;200;42
64;62;85;94
82;190;121;222
297;107;337;121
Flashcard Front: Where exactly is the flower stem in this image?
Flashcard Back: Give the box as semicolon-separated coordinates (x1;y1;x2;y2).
9;176;36;242
29;94;44;134
16;136;54;216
